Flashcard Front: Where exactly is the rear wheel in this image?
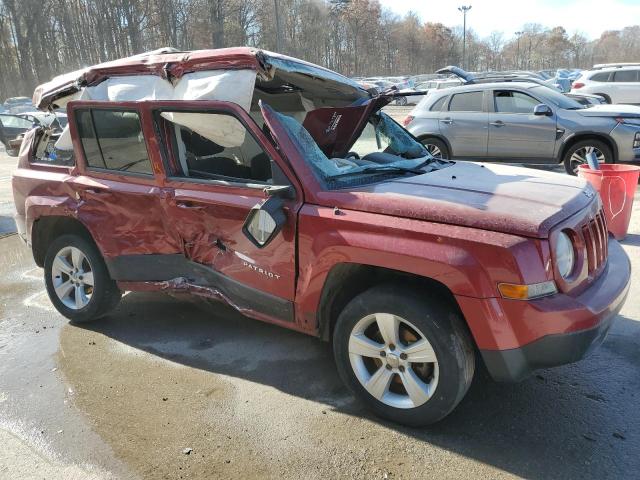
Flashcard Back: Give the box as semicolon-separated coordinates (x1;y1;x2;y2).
44;234;121;322
563;139;612;175
594;93;611;104
333;284;475;426
420;137;449;160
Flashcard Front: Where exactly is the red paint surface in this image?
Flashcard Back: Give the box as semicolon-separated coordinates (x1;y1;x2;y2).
13;58;631;355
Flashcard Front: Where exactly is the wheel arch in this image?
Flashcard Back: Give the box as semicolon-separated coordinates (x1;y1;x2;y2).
317;263;467;344
32;216;97;267
593;93;611;103
558;132;618;164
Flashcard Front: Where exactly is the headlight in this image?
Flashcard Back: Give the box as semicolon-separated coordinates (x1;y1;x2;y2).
555;231;575;279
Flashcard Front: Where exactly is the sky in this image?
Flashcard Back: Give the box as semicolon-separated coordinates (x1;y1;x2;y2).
378;0;640;40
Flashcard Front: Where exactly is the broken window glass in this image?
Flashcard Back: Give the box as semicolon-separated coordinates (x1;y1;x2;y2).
272;109;444;188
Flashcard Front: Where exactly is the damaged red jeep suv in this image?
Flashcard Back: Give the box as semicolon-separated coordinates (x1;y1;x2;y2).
12;48;630;426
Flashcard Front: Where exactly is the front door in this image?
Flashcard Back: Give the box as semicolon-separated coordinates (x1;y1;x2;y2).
487;89;557;162
150;101;301;323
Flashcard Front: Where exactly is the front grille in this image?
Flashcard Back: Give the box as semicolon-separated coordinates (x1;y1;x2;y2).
581;209;608;274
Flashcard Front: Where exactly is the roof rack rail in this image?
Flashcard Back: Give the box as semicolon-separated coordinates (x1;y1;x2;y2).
592;62;640;70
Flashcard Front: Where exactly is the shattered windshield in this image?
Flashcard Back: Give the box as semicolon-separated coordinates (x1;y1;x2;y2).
272;110;449;188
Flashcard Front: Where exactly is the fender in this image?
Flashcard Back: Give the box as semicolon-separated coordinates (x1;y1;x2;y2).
25;195;83;241
557;131;619;162
294;204;552;332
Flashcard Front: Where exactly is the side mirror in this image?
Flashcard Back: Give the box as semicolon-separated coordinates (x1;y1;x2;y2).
533;104;552;116
242;196;287;248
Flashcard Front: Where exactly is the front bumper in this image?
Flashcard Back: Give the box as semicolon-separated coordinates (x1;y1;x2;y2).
610;123;640;162
458;239;630;382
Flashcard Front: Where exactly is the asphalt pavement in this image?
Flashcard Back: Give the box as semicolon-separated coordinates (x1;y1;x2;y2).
0;132;639;479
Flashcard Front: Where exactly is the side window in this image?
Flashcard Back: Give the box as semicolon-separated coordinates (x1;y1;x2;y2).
429;96;448;111
494;90;540;113
613;70;638;82
448;91;484;112
589;72;611;82
76;108;152;175
159;111;273;184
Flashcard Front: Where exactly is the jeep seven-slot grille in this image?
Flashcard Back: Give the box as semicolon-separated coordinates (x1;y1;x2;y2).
581;209;608;274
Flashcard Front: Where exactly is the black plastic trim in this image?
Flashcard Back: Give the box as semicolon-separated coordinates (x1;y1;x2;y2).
480;312;617;382
106;253;294;322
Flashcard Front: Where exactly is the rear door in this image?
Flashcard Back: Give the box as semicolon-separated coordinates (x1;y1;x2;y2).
612;70;640;104
487;89;557;162
439;90;488;158
66;101;177;263
149;100;302;323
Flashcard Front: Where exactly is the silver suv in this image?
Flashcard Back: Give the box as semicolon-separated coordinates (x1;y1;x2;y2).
405;82;640;174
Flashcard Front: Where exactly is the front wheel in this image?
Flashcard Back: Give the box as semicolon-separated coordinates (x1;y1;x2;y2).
44;234;121;322
333;284;475;426
563;139;612;175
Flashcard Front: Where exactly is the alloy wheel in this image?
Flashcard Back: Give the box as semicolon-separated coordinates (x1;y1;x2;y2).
569;146;606;174
424;143;443;159
51;246;94;310
348;313;439;409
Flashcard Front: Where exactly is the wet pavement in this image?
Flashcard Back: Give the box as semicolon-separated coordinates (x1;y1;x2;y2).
1;151;639;479
0;146;16;235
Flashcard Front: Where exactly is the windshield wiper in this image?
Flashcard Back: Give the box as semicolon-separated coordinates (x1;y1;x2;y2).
328;164;425;179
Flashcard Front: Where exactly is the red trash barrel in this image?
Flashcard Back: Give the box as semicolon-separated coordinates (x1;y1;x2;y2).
578;164;640;240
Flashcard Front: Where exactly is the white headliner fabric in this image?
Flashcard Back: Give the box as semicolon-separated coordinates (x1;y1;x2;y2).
55;69;256;150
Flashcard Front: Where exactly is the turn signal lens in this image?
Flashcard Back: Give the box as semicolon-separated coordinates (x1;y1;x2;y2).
403;115;414;127
498;281;558;300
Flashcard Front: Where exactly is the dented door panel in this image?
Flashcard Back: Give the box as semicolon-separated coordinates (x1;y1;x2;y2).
162;181;298;301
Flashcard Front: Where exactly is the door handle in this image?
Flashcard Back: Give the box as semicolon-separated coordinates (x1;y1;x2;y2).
440;118;454;125
214;238;227;251
490;121;505;127
175;201;204;210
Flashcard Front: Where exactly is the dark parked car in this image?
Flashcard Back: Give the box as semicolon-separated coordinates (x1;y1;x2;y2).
3;96;34;113
0;111;65;156
0;113;35;155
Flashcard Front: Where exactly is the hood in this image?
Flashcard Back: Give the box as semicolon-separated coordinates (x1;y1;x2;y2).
577;104;640;118
325;162;596;238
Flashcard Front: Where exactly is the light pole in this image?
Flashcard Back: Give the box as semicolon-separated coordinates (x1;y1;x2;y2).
458;5;472;69
274;0;282;51
515;31;523;69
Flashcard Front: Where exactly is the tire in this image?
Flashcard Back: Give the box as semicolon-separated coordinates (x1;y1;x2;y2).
333;284;475;427
44;234;121;323
397;96;408;106
563;139;613;175
419;137;449;160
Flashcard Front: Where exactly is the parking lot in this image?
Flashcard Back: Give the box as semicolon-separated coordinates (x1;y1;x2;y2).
1;135;639;479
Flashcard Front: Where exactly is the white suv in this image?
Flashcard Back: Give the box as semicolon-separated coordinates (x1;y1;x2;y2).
571;65;640;104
